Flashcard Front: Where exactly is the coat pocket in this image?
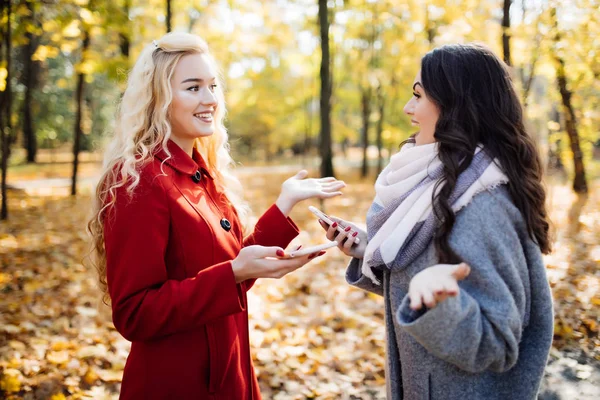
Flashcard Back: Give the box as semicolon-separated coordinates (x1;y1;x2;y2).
206;324;224;394
428;373;432;400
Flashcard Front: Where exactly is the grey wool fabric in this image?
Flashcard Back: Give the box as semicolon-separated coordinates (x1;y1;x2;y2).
346;186;554;400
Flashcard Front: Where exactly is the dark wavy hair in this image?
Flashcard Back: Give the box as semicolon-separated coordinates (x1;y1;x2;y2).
419;43;551;262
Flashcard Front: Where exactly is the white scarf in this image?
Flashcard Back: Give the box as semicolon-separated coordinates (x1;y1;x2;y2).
362;142;509;284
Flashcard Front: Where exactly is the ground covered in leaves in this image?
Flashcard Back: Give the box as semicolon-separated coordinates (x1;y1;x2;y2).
0;168;599;399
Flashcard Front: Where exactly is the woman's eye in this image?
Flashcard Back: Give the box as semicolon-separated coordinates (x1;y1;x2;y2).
210;84;218;92
188;86;199;92
413;92;421;99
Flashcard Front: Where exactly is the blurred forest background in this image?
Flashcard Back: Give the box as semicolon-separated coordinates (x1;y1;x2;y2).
0;0;599;399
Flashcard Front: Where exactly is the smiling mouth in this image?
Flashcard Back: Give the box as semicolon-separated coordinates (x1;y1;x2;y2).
194;112;213;123
411;119;419;125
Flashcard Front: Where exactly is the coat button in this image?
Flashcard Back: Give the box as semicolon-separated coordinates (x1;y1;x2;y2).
191;170;202;183
220;218;231;232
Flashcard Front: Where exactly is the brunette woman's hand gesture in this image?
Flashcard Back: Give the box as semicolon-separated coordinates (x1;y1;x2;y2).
408;262;471;310
231;245;325;283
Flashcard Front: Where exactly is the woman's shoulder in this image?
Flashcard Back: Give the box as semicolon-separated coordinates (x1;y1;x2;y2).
451;185;545;272
110;158;172;203
454;185;529;239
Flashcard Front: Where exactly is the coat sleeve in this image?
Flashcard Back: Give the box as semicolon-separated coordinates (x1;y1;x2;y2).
345;257;384;297
104;172;246;342
396;193;533;374
241;204;300;291
242;204;299;248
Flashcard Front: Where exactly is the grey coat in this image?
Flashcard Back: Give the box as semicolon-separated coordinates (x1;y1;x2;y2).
346;186;554;400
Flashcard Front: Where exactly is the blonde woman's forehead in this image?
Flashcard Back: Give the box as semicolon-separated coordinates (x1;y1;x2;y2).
172;53;217;84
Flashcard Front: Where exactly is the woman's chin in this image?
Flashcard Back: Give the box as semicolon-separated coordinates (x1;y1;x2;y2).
196;128;215;137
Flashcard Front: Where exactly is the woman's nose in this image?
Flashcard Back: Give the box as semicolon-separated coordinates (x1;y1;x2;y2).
200;88;217;106
403;99;414;116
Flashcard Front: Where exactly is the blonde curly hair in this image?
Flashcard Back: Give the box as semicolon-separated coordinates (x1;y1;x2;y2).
88;32;249;304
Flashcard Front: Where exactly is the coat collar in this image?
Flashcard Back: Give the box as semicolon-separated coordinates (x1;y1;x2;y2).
154;140;214;180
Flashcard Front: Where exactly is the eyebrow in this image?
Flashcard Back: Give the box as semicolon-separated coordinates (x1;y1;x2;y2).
412;82;423;91
181;77;216;84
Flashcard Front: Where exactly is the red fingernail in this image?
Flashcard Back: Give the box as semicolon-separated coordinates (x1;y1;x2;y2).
352;231;358;237
276;250;285;257
332;222;338;228
318;251;326;256
345;226;351;232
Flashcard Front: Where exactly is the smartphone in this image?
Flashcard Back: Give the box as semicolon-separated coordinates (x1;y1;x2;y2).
285;241;339;258
308;206;361;245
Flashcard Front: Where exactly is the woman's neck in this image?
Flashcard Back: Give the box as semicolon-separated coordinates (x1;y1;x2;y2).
169;136;194;157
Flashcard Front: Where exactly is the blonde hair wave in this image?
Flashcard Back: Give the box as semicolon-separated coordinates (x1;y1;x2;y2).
88;32;249;304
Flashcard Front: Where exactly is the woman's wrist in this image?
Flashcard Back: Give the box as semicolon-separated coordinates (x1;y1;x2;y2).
231;258;247;283
275;194;297;217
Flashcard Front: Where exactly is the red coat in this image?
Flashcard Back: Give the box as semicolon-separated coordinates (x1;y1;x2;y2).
104;140;299;399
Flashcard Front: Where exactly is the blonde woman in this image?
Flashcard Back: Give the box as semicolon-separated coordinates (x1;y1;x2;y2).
88;32;345;399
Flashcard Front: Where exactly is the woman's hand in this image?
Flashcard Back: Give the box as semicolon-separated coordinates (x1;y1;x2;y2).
318;216;367;259
230;245;326;283
276;170;346;216
408;262;471;310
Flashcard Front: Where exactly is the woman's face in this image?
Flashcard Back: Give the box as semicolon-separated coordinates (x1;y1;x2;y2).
169;53;218;149
403;70;439;146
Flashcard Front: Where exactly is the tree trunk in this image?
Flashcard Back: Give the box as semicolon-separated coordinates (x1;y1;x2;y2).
119;0;131;58
303;82;313;156
424;5;436;46
522;47;539;109
1;0;12;219
502;0;512;66
360;87;371;178
376;84;385;175
71;29;90;196
22;0;40;163
555;66;588;193
521;12;543;109
550;7;587;193
166;0;172;33
318;0;334;177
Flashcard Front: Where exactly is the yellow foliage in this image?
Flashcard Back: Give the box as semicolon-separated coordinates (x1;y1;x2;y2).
0;272;11;285
76;60;96;75
42;20;59;33
0;369;22;393
0;67;7;92
47;350;70;365
62;20;81;39
57;78;69;89
32;45;60;62
60;42;78;54
80;8;94;24
83;368;99;386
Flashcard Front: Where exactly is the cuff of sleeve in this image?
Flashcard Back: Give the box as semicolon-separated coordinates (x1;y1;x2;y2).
268;203;300;233
199;261;246;314
254;204;300;248
396;290;463;332
346;258;383;285
346;257;365;285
